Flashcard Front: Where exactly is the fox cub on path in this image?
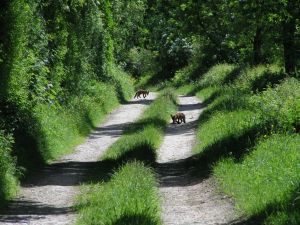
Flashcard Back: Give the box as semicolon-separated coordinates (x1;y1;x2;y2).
134;90;149;99
171;112;186;124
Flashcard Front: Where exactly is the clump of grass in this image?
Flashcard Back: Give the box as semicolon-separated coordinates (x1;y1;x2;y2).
76;89;177;225
76;161;162;225
102;126;162;163
214;134;300;225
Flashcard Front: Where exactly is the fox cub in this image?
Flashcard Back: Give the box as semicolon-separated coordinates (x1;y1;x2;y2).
171;112;186;124
134;90;149;99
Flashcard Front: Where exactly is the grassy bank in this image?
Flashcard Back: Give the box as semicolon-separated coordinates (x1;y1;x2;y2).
0;69;134;207
75;89;177;225
175;63;299;225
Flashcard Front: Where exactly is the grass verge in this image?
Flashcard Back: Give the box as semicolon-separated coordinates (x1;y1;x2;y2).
214;134;300;225
176;63;300;224
75;89;177;225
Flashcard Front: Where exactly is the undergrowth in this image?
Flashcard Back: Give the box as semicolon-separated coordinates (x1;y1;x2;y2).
0;131;18;207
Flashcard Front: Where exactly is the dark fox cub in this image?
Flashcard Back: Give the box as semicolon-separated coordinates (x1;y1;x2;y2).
134;90;149;99
171;112;186;124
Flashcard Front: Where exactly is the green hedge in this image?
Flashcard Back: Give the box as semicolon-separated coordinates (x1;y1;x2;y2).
0;0;134;204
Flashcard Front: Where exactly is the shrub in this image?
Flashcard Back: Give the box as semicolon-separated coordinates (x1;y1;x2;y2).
250;78;300;133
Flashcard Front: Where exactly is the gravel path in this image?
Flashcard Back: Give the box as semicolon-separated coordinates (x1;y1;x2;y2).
156;95;238;225
0;93;156;225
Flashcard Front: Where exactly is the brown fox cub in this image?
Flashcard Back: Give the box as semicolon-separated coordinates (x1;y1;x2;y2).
171;112;186;124
134;90;149;99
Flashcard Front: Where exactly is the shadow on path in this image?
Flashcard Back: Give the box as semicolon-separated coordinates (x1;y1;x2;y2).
0;97;156;223
125;98;153;106
0;200;73;223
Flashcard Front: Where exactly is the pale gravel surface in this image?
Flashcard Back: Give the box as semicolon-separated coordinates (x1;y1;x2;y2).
0;93;156;225
157;95;239;225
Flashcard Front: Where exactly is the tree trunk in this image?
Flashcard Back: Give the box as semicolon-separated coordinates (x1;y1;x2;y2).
253;26;263;65
282;0;298;74
282;19;296;74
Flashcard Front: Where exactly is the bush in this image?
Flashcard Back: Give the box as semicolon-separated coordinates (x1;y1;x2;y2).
250;78;300;133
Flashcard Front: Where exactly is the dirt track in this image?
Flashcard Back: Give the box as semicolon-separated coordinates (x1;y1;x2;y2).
156;95;239;225
0;93;156;225
0;93;241;225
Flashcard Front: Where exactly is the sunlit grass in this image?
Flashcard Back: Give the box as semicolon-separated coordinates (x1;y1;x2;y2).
76;89;177;225
187;64;300;224
214;134;300;225
76;162;161;225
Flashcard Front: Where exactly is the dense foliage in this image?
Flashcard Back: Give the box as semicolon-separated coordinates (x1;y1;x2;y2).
0;0;134;205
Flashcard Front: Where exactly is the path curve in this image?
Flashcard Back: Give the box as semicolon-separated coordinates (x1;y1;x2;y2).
0;93;156;225
157;95;238;225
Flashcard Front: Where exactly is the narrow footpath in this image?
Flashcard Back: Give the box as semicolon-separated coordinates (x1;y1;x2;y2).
0;93;156;225
156;95;238;225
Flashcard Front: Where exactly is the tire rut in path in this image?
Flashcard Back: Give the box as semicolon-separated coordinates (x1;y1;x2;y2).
156;95;238;225
0;93;156;225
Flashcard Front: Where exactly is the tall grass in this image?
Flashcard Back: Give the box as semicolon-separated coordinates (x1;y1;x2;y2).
214;134;300;225
76;89;177;225
186;63;300;224
76;162;161;225
27;81;127;164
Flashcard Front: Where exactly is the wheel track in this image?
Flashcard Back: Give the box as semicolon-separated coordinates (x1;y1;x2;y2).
156;95;239;225
0;93;156;225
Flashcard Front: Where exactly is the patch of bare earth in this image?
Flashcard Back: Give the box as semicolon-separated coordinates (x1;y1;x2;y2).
156;95;240;225
0;93;156;225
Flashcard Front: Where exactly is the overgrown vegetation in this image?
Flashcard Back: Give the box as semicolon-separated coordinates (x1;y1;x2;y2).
0;131;18;205
174;63;300;225
76;90;177;225
0;0;134;205
1;0;299;221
